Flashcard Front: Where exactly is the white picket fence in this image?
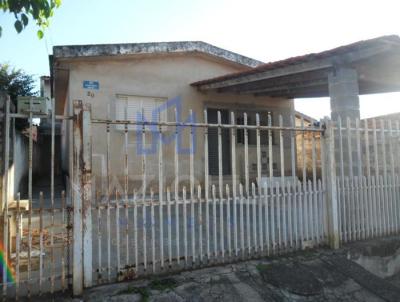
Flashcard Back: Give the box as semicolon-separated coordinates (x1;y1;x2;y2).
333;117;400;242
338;175;400;243
91;179;326;283
2;97;400;299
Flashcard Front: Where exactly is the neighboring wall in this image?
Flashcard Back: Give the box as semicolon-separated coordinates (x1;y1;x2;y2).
0;93;42;204
11;130;29;197
59;54;294;194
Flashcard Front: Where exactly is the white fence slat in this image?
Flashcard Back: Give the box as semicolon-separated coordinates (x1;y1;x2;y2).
304;180;309;240
39;192;44;294
293;181;298;248
203;110;210;260
298;181;303;245
256;114;263;253
244;113;249;196
219;184;225;262
271;182;276;254
191;183;196;264
264;183;270;255
166;188;172;267
308;180;314;242
198;185;203;263
183;187;188;266
396;175;400;232
205;182;210;261
151;190;156;273
15;193;21;299
287;181;293;248
252;183;257;254
212;185;218;259
174;110;180;265
239;184;245;259
276;181;281;249
159;122;164;269
246;181;251;256
268;113;273;180
133;190;139;271
230;112;238;256
317;179;323;244
142;192;147;272
116;191;121;274
96;192;102;284
174;188;180;266
226;185;232;257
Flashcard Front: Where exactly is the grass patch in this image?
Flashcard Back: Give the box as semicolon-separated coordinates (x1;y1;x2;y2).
116;278;177;302
117;285;150;302
149;278;177;291
256;264;270;273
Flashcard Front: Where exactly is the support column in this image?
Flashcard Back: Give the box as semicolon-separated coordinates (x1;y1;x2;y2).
328;67;360;121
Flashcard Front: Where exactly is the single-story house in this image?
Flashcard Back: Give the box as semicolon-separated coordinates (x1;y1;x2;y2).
51;35;400;193
52;42;294;192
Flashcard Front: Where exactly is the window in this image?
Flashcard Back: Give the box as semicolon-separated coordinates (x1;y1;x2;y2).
236;111;273;145
115;94;166;130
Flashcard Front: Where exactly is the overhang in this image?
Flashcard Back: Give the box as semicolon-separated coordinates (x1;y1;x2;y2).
191;35;400;98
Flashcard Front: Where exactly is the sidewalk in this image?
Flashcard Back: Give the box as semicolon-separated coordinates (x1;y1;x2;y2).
36;237;400;302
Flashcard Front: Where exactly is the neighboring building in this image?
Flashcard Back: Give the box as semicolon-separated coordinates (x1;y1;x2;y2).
51;42;295;191
361;112;400;176
295;111;322;181
40;76;51;100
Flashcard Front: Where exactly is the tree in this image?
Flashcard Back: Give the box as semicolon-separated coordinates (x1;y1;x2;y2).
0;63;36;105
0;0;61;39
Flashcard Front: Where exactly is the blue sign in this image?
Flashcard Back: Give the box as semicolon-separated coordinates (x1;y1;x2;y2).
83;80;99;90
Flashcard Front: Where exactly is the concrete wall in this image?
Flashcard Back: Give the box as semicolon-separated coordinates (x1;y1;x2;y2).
11;130;29;197
59;53;294;194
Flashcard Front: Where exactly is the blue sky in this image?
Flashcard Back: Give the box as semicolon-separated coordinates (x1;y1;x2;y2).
1;0;400;119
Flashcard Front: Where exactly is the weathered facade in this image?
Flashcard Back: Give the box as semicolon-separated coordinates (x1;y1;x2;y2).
52;42;294;192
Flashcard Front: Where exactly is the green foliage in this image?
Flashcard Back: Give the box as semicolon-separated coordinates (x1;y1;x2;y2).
0;0;62;38
0;63;36;105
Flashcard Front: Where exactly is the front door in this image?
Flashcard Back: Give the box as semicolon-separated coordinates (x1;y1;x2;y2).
207;108;231;175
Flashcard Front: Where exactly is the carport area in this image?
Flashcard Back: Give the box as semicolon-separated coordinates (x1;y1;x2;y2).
192;35;400;120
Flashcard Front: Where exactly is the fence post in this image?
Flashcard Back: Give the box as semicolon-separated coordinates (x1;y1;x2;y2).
72;100;83;296
82;103;93;288
2;96;10;300
72;101;93;295
324;118;340;249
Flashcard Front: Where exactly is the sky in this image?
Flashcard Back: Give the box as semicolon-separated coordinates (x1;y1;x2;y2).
0;0;400;119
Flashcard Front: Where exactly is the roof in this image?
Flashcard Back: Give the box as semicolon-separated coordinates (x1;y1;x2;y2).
53;41;263;68
295;111;318;124
362;112;400;121
191;35;400;98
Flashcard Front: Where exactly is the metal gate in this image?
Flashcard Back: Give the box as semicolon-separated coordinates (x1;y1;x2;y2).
72;100;328;295
1;97;73;300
